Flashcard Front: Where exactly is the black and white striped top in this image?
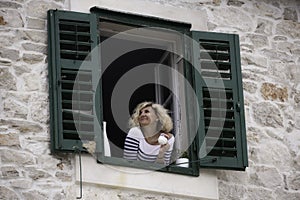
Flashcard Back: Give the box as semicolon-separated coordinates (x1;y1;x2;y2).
123;127;174;165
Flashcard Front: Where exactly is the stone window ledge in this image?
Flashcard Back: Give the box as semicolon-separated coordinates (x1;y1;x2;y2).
75;155;218;200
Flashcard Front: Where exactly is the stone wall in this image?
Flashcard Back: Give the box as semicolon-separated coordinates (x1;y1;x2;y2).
0;0;74;199
0;0;299;199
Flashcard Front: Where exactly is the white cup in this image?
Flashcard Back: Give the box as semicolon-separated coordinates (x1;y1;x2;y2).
175;158;189;168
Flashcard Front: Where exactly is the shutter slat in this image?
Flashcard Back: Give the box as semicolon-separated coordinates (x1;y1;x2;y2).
201;71;231;79
200;52;230;61
63;130;95;140
200;41;230;51
201;61;231;71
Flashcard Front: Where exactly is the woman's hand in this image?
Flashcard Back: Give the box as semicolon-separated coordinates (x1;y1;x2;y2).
158;133;172;145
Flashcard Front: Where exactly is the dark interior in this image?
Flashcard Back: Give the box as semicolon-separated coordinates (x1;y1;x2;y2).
101;37;172;157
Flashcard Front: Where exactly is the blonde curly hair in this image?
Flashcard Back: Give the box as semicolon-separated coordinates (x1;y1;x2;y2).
129;101;173;133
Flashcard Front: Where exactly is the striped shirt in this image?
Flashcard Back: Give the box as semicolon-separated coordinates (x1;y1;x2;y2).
123;127;174;165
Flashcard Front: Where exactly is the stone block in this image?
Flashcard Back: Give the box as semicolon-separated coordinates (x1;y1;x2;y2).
260;83;288;102
23;30;47;44
255;18;273;35
27;167;51;180
227;0;245;7
0;119;43;133
241;53;267;68
208;7;254;31
246;126;270;145
23;73;41;91
261;48;294;62
0;9;23;28
283;7;298;22
26;0;62;19
276;21;300;39
247;186;274;200
252;102;283;128
22;42;47;54
4;98;28;119
286;172;300;190
29;93;49;123
0;68;17;90
251;140;293;172
13;64;32;76
246;34;269;48
21;140;49;155
1;166;19;178
284;131;300;156
243;81;258;93
268;61;292;81
274;188;300;200
0;48;20;61
22;190;48;200
38;155;68;171
249;165;283;188
1;149;35;165
252;2;282;19
53;191;66;200
0;186;20;200
55;171;72;182
10;179;32;189
2;91;31;107
0;132;20;146
0;30;15;46
275;42;300;60
217;169;249;185
0;1;22;9
26;17;46;30
242;71;265;82
23;53;45;64
218;181;247;200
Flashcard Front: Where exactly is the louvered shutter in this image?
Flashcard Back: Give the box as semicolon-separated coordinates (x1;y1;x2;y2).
48;10;101;152
192;31;248;170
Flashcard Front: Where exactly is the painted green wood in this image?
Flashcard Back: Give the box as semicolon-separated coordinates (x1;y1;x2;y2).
48;10;101;153
192;31;248;170
90;7;191;33
48;8;248;175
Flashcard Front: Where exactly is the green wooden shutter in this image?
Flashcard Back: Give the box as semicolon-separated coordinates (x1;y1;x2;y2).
192;31;248;170
48;10;101;152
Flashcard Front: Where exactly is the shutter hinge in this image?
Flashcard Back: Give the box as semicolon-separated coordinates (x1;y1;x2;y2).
236;102;241;112
57;80;61;87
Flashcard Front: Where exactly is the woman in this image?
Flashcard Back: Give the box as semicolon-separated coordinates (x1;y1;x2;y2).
123;102;174;165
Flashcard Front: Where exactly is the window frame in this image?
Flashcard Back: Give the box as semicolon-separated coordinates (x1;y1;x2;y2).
91;7;200;176
47;7;248;177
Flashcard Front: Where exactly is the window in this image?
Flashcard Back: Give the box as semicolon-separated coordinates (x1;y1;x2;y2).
47;8;248;176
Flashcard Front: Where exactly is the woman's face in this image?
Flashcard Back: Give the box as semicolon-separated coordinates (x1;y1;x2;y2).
138;106;158;126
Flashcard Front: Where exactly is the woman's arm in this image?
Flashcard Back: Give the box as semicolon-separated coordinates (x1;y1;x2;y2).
156;134;175;165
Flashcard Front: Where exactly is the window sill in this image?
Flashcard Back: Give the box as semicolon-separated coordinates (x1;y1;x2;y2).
75;154;218;200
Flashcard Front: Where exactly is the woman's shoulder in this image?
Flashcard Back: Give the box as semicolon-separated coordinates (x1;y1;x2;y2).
166;133;175;144
127;127;143;139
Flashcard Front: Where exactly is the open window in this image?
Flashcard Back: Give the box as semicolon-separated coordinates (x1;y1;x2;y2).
47;8;248;177
95;9;197;175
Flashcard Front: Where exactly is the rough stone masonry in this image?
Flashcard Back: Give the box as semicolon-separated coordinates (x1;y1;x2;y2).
0;0;300;199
